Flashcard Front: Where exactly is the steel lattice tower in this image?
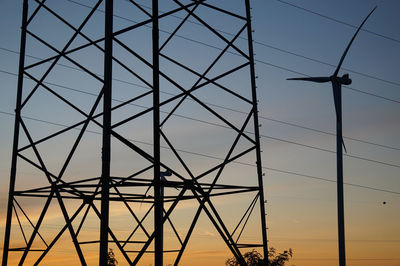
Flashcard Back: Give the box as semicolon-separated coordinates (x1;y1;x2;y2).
2;0;268;265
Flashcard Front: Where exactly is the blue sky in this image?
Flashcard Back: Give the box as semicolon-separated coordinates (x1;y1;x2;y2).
0;0;399;265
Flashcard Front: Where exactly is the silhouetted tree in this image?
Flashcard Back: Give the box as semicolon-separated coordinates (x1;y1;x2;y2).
107;248;118;266
268;247;293;266
225;248;293;266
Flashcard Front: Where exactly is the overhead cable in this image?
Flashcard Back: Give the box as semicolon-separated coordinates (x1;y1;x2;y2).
1;68;400;169
1;49;399;151
0;110;399;196
276;0;400;44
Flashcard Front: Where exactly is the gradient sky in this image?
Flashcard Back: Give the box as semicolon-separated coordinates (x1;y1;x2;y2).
0;0;399;265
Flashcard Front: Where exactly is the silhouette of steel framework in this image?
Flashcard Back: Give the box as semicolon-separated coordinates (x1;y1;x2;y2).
2;0;268;265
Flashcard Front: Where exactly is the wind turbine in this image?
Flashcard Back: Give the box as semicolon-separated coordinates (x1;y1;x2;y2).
287;7;376;266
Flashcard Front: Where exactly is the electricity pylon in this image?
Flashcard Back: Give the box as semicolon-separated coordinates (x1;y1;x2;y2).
2;1;268;265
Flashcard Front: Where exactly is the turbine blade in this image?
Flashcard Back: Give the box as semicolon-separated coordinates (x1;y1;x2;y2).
332;82;341;122
287;76;330;83
342;136;348;153
333;6;377;77
331;82;347;153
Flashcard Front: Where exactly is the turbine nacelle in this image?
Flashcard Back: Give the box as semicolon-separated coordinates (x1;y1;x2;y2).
331;74;352;85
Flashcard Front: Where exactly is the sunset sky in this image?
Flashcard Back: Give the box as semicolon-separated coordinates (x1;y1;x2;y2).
0;0;399;265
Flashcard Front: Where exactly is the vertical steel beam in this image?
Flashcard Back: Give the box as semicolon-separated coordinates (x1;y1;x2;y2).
336;87;346;266
245;0;269;264
2;1;28;265
99;0;113;264
152;0;162;265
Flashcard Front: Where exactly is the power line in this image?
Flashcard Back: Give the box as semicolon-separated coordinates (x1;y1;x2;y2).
1;48;399;152
262;134;400;169
130;0;400;88
0;47;151;92
172;111;400;168
1;2;399;151
257;115;400;152
0;110;399;196
1;67;400;169
1;68;399;169
64;0;400;104
270;238;400;242
1;1;398;190
276;0;400;45
293;258;400;261
255;60;400;104
253;41;400;88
